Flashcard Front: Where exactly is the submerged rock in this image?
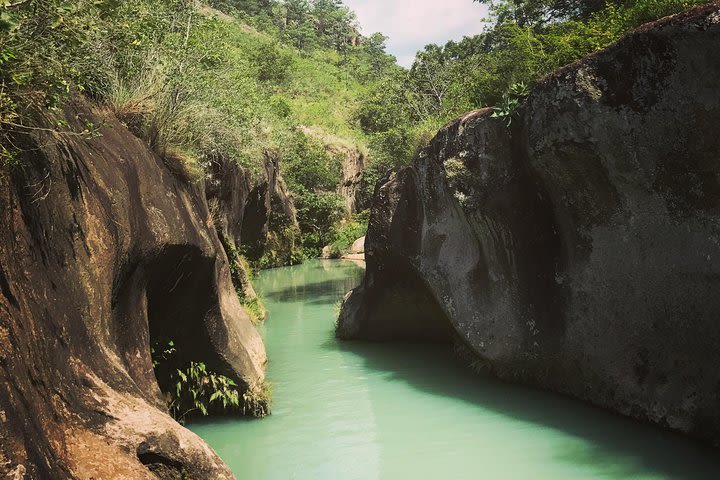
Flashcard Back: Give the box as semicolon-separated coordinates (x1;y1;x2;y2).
339;5;720;445
0;98;266;478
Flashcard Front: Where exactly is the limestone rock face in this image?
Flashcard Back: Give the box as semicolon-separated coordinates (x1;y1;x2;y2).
205;157;262;310
0;99;266;478
300;126;369;214
338;5;720;445
206;155;252;249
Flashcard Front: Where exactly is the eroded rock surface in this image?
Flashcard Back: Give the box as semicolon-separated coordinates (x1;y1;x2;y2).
240;152;301;266
0;99;266;478
336;144;368;215
339;4;720;445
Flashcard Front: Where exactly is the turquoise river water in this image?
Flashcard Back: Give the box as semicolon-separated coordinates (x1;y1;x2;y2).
190;260;720;480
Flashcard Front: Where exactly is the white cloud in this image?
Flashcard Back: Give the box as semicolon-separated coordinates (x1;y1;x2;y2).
343;0;490;67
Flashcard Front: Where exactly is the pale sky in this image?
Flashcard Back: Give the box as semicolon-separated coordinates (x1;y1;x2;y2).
343;0;490;68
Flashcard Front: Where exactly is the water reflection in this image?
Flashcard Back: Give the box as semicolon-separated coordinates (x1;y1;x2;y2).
191;260;720;480
335;340;720;480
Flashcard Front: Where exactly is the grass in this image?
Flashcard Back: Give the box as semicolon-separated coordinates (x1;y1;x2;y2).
241;295;267;326
241;380;272;418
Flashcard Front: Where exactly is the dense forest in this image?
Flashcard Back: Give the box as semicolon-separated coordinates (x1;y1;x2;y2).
0;0;710;264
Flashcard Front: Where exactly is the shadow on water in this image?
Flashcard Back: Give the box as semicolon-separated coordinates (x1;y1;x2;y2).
262;275;363;306
328;338;720;480
258;260;720;479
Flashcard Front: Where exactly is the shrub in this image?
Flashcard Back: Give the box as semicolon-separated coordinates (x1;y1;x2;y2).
492;81;530;127
221;238;267;323
257;224;305;269
294;189;345;256
326;213;368;258
151;339;270;423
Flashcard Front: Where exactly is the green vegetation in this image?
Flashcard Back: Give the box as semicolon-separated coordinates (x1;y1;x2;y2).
152;339;270;422
241;295;266;325
0;0;397;260
221;236;268;324
491;81;530;127
0;0;711;259
325;210;368;258
357;0;712;171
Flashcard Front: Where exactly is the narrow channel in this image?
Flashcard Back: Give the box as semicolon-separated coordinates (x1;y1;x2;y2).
190;260;720;480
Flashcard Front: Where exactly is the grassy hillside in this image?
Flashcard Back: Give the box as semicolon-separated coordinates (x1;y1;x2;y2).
0;0;394;261
0;0;712;263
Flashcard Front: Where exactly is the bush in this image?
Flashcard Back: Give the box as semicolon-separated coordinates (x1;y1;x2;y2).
257;224;305;269
151;340;270;423
326;212;368;258
294;189;345;256
281;131;341;192
221;238;267;323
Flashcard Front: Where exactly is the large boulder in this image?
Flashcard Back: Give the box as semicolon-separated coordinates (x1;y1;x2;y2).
338;4;720;445
0;98;266;478
349;236;365;254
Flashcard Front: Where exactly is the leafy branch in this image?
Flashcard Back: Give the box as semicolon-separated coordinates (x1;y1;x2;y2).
491;81;530;127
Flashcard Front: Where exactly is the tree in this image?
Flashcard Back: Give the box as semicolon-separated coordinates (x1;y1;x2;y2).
407;44;455;118
312;0;358;51
208;0;272;15
474;0;613;26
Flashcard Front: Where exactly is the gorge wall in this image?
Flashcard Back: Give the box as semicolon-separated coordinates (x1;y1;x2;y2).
300;126;370;216
338;4;720;445
239;152;302;268
0;98;267;478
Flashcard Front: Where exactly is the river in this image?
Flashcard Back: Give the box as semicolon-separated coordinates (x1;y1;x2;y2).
190;260;720;480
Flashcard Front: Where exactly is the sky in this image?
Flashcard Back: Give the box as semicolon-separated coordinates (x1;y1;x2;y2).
343;0;490;68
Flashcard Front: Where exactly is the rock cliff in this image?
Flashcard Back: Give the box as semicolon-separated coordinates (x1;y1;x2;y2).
300;126;369;215
240;152;302;268
338;4;720;445
335;144;368;215
0;98;266;478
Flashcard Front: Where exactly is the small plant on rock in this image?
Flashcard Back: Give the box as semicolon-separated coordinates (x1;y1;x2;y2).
169;361;241;422
492;81;530;127
151;339;269;423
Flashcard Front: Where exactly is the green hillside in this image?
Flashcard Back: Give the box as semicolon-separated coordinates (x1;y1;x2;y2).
0;0;711;263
